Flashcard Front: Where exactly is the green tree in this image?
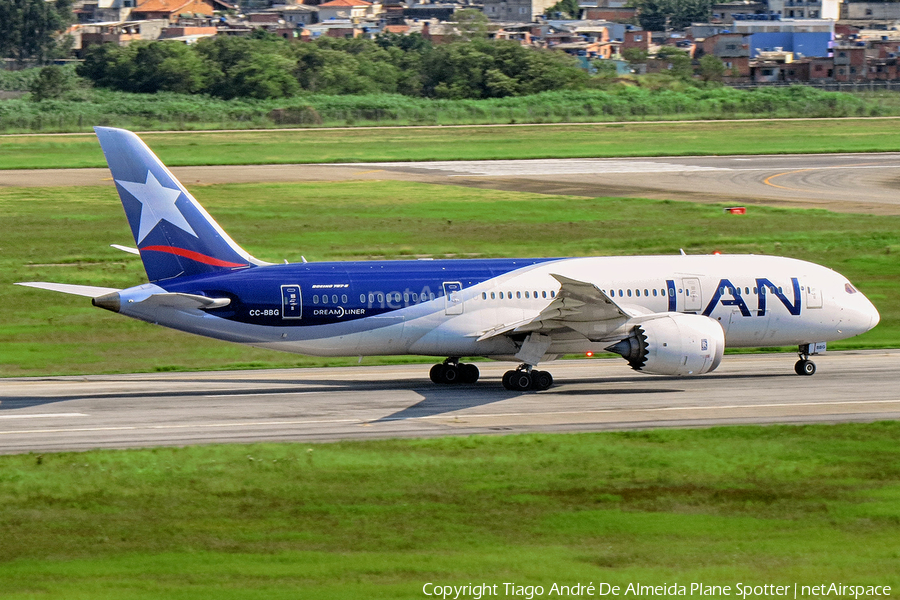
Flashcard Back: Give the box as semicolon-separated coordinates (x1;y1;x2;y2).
593;60;620;78
228;53;299;99
546;0;581;18
632;0;712;31
622;47;649;65
698;53;726;82
422;39;587;99
450;8;492;41
655;46;693;79
0;0;74;64
29;64;68;100
196;35;298;99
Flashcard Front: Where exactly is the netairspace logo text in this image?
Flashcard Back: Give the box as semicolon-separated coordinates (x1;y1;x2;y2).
422;582;892;600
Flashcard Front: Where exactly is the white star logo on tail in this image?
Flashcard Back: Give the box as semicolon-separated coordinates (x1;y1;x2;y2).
117;171;197;243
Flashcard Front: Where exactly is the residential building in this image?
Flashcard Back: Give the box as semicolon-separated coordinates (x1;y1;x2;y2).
579;0;636;22
808;56;833;79
77;19;168;50
131;0;234;22
622;28;648;52
482;0;558;22
710;1;766;23
259;4;319;25
403;3;457;21
833;44;868;80
766;0;839;19
315;0;380;21
304;18;360;36
76;0;136;23
842;2;900;20
732;18;834;58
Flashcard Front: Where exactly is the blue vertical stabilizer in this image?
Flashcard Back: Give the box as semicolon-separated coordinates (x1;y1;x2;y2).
95;127;265;282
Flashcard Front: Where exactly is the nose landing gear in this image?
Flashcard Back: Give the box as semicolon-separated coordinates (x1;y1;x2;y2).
794;344;817;376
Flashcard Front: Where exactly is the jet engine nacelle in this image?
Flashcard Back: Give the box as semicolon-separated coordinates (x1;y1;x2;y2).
606;313;725;376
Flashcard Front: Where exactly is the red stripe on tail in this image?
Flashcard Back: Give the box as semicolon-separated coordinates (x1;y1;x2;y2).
141;245;248;268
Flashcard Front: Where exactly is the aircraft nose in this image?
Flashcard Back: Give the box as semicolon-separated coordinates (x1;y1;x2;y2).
848;295;880;336
867;300;880;331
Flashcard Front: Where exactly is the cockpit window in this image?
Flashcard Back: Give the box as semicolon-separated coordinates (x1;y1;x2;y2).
845;283;858;294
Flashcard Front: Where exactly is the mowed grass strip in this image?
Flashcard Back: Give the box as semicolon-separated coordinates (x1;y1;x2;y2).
2;180;898;377
0;425;898;598
5;119;900;170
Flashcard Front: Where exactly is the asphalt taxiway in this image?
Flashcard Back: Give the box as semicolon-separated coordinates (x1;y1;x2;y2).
2;351;898;454
5;152;900;214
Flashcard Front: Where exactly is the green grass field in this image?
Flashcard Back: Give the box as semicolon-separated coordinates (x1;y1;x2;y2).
0;425;898;598
2;180;897;377
3;122;899;598
5;119;900;170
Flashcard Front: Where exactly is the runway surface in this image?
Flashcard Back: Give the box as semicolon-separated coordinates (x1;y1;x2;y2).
5;152;900;214
2;350;898;454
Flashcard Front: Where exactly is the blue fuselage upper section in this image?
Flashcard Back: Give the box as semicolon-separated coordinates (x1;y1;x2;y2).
160;257;557;327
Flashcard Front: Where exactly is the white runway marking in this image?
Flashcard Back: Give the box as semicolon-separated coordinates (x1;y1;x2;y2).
0;413;87;420
348;160;732;177
0;418;363;436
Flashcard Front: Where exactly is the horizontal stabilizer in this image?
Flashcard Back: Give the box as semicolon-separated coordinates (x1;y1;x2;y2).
139;293;231;310
16;282;120;298
111;244;140;255
90;291;231;314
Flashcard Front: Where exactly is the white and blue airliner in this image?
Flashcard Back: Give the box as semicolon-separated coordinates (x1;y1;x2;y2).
18;128;881;390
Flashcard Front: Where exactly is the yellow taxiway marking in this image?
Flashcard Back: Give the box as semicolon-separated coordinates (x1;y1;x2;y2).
762;168;817;191
353;169;385;175
763;161;899;192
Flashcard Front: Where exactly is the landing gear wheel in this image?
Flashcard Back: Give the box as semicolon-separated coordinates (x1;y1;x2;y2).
531;370;553;391
441;363;460;384
461;363;480;384
502;370;532;391
502;370;515;390
795;359;816;376
429;363;445;384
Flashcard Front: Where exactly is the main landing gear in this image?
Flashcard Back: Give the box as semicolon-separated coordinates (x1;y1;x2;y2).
502;365;553;392
430;358;480;385
794;344;817;376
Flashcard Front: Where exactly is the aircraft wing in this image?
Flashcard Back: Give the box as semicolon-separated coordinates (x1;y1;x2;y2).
477;274;633;342
16;282;121;297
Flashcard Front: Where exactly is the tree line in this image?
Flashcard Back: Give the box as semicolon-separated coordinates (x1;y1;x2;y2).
0;0;74;64
76;33;592;100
